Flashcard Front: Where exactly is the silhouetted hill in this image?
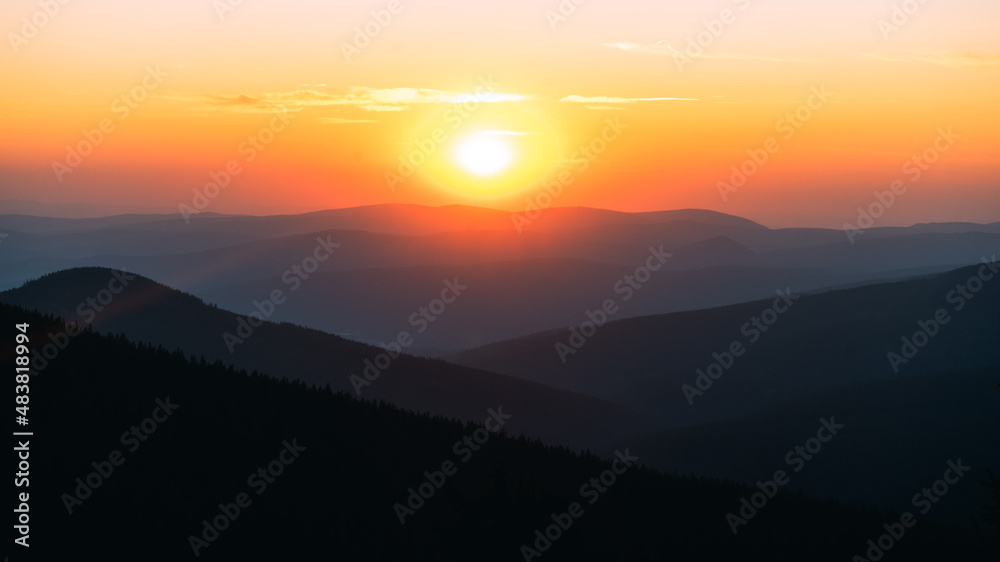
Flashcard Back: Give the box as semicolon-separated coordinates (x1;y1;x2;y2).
519;206;767;231
2;205;998;351
0;267;648;450
0;203;764;237
0;208;768;289
615;367;1000;524
667;235;757;269
198;260;862;352
2;301;992;561
0;206;769;293
451;263;1000;426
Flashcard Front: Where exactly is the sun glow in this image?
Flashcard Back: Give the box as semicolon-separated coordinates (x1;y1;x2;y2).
407;106;562;199
453;134;514;176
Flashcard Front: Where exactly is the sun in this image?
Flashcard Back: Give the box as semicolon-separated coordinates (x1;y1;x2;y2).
453;133;514;176
408;108;562;198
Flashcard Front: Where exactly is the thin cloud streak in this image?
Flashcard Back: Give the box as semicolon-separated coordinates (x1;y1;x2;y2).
559;95;698;104
602;42;813;64
193;86;531;113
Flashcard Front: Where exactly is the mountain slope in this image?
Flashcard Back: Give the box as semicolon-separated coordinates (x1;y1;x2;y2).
0;267;648;450
6;301;991;561
197;259;867;352
450;262;1000;426
615;367;1000;524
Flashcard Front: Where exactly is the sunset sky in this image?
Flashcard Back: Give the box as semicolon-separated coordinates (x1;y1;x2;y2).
2;0;998;226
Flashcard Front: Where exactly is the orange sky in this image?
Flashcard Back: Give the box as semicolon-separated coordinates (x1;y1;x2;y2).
1;0;998;226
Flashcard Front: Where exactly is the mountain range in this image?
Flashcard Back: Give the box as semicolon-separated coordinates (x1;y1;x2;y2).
2;202;997;542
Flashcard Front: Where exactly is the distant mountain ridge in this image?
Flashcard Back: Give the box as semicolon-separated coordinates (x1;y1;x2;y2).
0;202;766;235
2;203;998;350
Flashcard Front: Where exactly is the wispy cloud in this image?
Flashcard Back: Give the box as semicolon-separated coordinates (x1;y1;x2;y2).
601;42;812;64
943;52;1000;67
602;42;655;54
559;95;698;104
444;92;528;104
861;51;1000;68
477;130;535;136
199;86;531;113
318;117;378;124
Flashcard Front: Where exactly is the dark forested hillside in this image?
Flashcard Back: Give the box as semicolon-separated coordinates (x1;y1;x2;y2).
0;267;649;451
3;302;996;561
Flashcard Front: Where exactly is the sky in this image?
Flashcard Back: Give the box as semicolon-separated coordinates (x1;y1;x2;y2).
1;0;998;227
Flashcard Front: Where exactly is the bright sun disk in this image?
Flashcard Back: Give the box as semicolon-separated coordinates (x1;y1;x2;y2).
454;134;514;176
